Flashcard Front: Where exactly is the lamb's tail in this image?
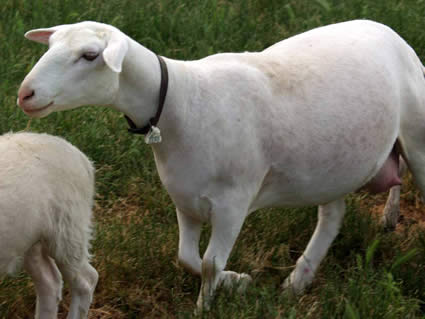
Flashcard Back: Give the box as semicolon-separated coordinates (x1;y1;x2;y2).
45;197;94;272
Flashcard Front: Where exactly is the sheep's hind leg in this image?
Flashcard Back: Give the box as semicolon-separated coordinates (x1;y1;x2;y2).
24;242;63;319
396;86;425;222
283;198;345;295
382;157;407;230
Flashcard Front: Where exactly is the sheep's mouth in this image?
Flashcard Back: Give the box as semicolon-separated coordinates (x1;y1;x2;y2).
22;101;54;116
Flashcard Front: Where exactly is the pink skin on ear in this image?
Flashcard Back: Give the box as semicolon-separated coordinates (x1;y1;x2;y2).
25;30;56;45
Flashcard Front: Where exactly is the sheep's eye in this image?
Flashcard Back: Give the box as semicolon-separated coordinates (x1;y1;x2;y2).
81;52;99;61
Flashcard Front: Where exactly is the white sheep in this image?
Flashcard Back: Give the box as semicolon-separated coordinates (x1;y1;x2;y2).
0;132;98;319
17;20;425;311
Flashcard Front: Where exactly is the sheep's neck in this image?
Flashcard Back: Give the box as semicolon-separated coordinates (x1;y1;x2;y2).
113;36;192;152
125;55;168;134
114;37;162;129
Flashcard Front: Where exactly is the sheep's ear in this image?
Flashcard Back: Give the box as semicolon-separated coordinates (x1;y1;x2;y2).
103;32;128;73
25;28;58;45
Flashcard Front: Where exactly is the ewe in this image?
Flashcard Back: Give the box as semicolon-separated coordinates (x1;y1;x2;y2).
0;132;98;319
17;20;425;311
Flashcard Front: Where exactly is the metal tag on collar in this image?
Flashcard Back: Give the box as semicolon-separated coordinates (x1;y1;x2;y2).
144;125;162;144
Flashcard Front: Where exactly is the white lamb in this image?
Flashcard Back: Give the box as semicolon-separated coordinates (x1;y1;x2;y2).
0;132;98;319
17;20;425;311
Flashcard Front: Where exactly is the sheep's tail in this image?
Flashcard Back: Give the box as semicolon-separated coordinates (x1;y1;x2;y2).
44;155;95;271
44;199;94;272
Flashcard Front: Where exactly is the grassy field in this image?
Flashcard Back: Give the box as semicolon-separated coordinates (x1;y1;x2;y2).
1;0;425;318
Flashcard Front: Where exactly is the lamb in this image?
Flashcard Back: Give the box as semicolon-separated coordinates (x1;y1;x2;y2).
0;132;98;319
17;20;425;311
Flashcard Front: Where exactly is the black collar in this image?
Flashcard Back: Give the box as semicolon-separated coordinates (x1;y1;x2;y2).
125;55;169;134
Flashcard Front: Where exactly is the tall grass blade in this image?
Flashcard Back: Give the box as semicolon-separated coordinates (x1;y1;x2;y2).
365;238;380;269
344;300;360;319
314;0;331;12
390;248;418;272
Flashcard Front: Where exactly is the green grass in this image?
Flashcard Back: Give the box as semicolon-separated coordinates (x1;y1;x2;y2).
1;0;425;317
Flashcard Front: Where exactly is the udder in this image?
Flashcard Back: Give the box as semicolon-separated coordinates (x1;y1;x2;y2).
363;144;402;194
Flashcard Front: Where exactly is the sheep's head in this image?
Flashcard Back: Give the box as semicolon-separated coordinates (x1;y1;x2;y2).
17;21;128;117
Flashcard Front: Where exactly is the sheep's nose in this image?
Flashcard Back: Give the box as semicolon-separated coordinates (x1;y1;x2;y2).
17;86;35;107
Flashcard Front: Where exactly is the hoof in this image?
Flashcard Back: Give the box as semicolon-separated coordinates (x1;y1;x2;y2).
282;276;304;297
220;271;252;292
282;266;313;296
236;273;252;293
195;295;212;315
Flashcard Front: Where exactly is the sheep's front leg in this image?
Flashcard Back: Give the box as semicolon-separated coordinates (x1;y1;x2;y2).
283;198;345;294
177;209;202;275
196;207;251;312
24;243;63;319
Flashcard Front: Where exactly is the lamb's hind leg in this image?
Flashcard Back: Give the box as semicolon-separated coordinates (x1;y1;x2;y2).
283;198;345;295
53;207;98;319
57;260;98;319
24;242;63;319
